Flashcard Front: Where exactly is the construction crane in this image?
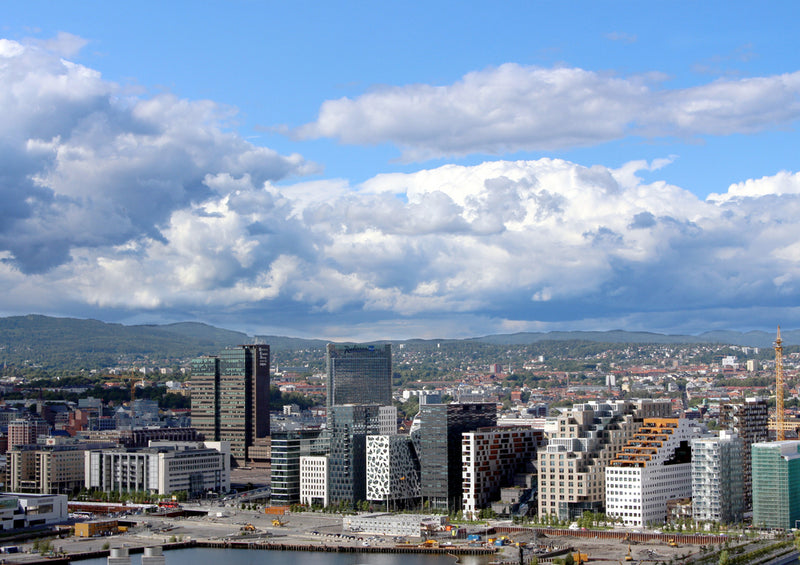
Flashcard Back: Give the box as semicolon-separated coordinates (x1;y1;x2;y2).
122;371;146;424
776;326;785;441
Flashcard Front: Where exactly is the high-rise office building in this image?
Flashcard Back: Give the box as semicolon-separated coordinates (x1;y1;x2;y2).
191;356;220;443
323;344;394;507
691;431;744;524
366;434;420;509
190;345;270;466
328;404;388;505
537;399;672;521
411;402;497;511
719;397;769;511
326;344;392;410
752;440;800;529
270;429;328;505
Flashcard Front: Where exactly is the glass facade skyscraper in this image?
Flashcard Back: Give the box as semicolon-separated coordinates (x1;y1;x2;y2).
190;356;220;443
412;402;496;511
328;404;385;504
719;397;769;511
752;440;800;529
270;429;328;505
326;344;392;410
190;344;270;466
323;343;394;507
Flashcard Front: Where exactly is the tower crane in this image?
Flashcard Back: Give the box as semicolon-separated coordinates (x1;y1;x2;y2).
123;371;146;424
776;326;785;441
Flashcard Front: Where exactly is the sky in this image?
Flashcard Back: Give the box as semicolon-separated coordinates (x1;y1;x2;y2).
2;1;800;341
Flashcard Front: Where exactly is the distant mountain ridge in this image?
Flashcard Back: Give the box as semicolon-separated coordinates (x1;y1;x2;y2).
0;314;794;370
469;329;793;348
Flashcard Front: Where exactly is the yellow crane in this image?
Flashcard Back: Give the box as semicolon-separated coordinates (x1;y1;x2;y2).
122;371;146;423
776;326;785;441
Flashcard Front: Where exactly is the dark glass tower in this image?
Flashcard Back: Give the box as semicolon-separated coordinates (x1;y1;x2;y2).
719;397;769;511
328;404;384;505
191;344;270;466
189;356;219;442
412;402;497;511
326;344;392;410
270;429;328;505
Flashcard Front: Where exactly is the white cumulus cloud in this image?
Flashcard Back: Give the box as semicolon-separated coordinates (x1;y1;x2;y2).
708;170;800;203
295;63;800;160
5;36;800;338
0;37;316;274
3;153;800;337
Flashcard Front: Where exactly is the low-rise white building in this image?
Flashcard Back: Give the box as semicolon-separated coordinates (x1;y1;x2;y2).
343;512;446;537
85;441;230;496
0;493;68;531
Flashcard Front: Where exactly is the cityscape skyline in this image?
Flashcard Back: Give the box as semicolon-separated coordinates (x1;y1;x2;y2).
3;2;800;341
1;329;798;529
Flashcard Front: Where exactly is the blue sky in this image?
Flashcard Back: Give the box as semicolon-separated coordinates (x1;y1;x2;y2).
2;1;800;340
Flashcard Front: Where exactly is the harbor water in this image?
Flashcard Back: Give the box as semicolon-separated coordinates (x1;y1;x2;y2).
74;547;492;565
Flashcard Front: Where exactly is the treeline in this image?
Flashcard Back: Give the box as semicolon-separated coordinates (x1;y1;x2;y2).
269;387;319;411
2;385;191;410
4;381;318;412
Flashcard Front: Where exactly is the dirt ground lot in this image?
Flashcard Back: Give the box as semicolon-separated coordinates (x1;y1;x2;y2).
494;531;703;564
1;508;735;565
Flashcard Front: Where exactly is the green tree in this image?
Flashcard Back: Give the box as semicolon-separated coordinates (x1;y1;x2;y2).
394;396;419;419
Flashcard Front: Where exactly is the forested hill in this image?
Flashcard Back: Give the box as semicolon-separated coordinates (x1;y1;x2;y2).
0;314;796;371
0;315;251;370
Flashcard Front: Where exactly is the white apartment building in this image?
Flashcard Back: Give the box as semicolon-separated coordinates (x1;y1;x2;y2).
85;441;230;496
605;418;703;528
537;399;672;521
462;426;544;516
366;435;420;507
691;431;744;524
299;455;329;507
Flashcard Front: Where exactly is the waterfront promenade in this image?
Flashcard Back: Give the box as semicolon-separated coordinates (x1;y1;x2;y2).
2;506;794;565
